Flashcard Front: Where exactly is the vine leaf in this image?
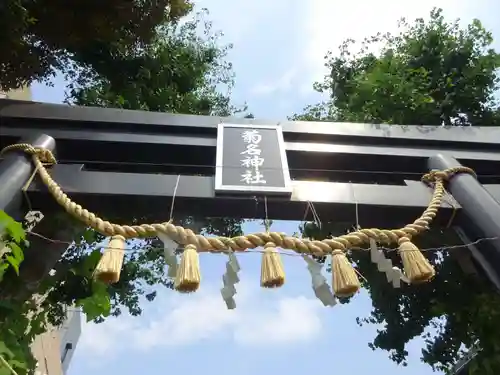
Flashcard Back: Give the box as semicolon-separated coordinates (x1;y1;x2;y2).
83;228;98;245
81;250;102;278
0;211;25;243
0;263;8;282
0;341;14;357
0;241;11;257
5;242;24;275
77;280;111;322
7;360;26;370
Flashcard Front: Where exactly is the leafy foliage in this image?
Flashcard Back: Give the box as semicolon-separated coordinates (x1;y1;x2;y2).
42;216;243;323
66;9;246;117
301;212;500;373
59;6;247;321
57;6;247;321
0;209;244;375
0;210;27;281
0;213;114;374
0;0;193;91
292;8;500;126
295;9;500;373
0;211;36;375
1;4;248;374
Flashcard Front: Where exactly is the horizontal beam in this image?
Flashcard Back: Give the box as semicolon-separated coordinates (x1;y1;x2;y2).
25;164;461;228
0;126;215;149
3;127;500;185
2;99;500;148
4;127;500;163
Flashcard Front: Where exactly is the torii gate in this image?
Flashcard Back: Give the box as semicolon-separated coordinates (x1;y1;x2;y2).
1;98;500;298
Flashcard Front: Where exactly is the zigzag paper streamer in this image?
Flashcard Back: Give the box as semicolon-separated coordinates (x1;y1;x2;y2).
158;232;179;278
221;250;240;309
303;255;336;307
369;238;410;288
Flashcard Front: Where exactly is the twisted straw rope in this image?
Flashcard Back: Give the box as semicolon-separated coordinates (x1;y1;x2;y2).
1;143;476;256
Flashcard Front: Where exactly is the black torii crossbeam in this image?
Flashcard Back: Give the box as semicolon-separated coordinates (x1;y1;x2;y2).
2;98;500;293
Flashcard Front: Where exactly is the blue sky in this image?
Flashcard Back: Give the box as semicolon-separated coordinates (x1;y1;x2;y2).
29;0;500;374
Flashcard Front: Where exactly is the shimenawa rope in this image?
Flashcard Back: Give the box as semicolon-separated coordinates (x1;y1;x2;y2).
0;144;476;296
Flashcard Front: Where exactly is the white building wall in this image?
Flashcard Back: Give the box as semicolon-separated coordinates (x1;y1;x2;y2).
31;308;82;375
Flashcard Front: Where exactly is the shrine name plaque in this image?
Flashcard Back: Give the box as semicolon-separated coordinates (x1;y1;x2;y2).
215;123;292;195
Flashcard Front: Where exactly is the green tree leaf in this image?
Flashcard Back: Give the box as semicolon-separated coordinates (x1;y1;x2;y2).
294;8;500;373
66;9;246;117
77;281;111;322
0;0;194;91
5;255;20;275
7;242;24;263
0;211;25;243
292;8;500;127
82;228;98;245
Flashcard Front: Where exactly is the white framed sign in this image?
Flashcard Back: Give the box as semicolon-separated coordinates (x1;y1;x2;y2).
215;123;292;195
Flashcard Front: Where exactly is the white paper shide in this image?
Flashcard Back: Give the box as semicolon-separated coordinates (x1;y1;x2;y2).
158;231;179;278
221;251;240;309
303;255;337;307
369;238;410;288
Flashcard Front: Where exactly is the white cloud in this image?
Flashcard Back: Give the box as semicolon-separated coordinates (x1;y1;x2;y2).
302;0;473;91
193;0;289;44
250;68;297;96
233;296;321;345
78;281;323;358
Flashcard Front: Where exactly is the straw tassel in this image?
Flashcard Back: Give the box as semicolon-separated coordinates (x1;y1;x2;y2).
95;235;126;284
174;244;200;293
331;249;360;297
260;242;285;288
398;238;435;283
